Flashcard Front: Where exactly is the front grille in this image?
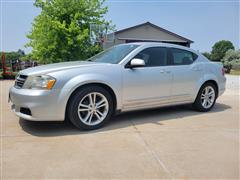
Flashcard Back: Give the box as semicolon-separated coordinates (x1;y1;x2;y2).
14;74;28;88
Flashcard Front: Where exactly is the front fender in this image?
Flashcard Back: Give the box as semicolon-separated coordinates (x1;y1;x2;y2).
56;73;122;118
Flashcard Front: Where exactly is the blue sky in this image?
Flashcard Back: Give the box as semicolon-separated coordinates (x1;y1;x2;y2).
0;0;239;53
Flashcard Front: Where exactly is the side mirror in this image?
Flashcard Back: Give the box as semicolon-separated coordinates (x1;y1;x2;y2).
127;58;145;68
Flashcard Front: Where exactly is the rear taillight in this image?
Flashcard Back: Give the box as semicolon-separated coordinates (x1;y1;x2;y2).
222;67;225;76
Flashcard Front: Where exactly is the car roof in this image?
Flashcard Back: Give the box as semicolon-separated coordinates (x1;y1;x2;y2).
124;42;198;54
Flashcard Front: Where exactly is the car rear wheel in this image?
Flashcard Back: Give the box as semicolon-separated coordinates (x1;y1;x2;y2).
67;86;114;130
193;82;217;112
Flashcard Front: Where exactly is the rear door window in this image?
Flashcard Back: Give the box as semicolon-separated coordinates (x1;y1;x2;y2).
170;48;198;65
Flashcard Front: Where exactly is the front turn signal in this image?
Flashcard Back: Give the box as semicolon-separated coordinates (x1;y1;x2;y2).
47;79;56;90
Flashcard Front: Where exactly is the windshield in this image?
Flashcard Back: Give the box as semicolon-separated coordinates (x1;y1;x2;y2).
89;44;139;64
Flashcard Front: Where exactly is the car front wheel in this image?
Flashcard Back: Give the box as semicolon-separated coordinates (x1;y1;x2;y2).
193;82;217;112
67;86;114;130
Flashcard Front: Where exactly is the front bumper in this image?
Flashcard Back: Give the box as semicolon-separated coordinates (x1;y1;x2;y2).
9;86;64;121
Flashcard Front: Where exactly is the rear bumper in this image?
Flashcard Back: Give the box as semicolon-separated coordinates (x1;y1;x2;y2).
218;76;226;97
9;86;64;121
219;87;225;97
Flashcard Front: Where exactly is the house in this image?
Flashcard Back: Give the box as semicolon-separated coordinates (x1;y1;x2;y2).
103;22;193;49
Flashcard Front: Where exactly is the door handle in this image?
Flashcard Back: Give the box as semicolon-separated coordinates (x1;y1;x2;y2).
160;70;171;73
192;67;202;71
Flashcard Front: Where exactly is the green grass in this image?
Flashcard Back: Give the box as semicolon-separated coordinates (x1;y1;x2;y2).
230;70;240;75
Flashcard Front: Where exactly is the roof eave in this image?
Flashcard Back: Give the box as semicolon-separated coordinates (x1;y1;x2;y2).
115;21;193;43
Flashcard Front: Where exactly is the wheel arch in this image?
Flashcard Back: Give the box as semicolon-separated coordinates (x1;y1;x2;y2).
197;79;219;98
65;82;118;118
204;80;218;96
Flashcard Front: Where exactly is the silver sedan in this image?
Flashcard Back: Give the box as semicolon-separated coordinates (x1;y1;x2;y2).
9;43;226;130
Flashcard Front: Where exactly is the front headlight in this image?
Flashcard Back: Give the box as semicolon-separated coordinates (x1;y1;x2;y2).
23;75;56;90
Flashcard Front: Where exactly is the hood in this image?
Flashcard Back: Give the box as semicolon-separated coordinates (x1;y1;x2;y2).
19;61;106;76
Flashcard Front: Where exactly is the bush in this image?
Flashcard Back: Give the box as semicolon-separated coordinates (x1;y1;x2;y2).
1;72;17;79
221;49;240;73
202;52;211;60
231;60;240;71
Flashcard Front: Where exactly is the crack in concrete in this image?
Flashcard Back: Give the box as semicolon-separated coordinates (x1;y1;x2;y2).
130;119;174;180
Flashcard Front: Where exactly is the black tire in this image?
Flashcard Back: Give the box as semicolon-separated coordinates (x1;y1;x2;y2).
193;82;217;112
67;85;114;130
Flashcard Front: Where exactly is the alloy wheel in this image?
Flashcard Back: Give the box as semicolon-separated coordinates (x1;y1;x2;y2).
201;86;215;109
77;92;109;126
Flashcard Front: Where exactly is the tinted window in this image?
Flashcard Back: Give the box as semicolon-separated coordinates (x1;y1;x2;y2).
170;48;197;65
89;44;139;64
134;47;167;67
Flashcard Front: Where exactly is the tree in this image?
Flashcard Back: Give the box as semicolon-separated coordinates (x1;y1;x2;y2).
20;53;33;61
0;50;25;71
202;52;211;60
221;49;240;72
0;50;25;63
17;49;25;56
26;0;110;64
211;40;235;61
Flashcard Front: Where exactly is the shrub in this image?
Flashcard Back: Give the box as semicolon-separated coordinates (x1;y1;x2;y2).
202;52;211;60
231;60;240;71
221;49;240;73
1;72;17;79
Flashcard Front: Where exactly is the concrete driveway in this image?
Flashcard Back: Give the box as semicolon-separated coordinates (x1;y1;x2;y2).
1;75;239;179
